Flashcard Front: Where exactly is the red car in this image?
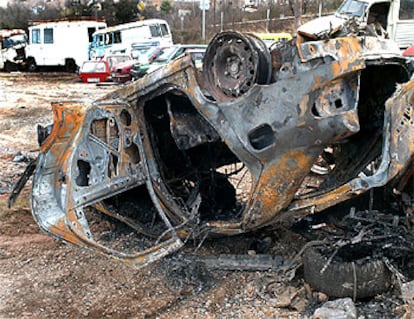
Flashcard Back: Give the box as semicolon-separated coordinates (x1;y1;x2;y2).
80;54;133;83
403;44;414;57
111;46;163;83
79;60;110;83
111;59;135;83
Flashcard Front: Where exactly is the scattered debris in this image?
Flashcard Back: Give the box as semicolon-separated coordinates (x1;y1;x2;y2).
299;209;414;299
12;152;29;163
8;158;36;208
401;281;414;304
194;253;286;271
313;298;357;319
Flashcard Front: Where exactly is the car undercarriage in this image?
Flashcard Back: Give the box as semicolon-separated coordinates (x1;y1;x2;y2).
11;27;414;269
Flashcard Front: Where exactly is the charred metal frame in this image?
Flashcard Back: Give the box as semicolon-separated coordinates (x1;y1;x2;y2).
28;31;414;268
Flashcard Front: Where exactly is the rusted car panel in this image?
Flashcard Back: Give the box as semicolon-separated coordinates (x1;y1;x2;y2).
29;30;414;268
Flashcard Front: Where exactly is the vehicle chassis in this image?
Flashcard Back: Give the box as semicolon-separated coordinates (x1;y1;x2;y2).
29;31;414;268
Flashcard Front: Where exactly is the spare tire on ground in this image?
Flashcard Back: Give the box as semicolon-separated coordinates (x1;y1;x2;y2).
303;245;392;299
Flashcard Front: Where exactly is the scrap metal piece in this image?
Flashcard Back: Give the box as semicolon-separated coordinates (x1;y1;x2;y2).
313;298;357;319
195;254;285;271
8;158;36;208
27;29;414;268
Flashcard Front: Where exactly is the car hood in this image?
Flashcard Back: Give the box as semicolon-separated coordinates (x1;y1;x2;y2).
111;60;135;71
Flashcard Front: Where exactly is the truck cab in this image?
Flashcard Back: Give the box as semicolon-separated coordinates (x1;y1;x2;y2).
0;29;27;71
298;0;414;49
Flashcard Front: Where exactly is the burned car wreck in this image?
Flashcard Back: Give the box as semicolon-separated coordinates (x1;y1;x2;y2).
21;28;414;270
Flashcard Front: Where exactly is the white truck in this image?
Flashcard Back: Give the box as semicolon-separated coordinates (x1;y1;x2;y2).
0;29;27;71
89;19;173;59
25;19;107;72
298;0;414;49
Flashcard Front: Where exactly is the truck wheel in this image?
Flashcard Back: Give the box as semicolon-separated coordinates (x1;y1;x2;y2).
4;61;17;72
26;58;37;72
303;245;391;299
65;59;77;73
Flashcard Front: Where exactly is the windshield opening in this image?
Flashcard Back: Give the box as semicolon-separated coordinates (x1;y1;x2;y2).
9;34;27;46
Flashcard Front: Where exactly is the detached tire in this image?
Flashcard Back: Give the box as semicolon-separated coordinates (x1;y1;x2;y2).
303;246;391;299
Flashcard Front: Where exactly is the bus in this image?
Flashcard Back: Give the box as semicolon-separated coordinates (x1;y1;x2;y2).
89;19;173;59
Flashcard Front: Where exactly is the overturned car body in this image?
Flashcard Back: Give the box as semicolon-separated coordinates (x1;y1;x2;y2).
29;29;414;268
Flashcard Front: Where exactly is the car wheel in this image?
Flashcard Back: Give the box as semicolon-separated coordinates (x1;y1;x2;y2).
303;245;392;299
203;31;272;102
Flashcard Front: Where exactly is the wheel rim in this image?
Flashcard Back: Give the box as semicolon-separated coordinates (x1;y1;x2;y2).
203;31;271;102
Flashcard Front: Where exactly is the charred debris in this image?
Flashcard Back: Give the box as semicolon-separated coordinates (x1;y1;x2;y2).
9;18;414;293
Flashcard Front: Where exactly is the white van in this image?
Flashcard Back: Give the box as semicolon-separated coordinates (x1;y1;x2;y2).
299;0;414;49
25;20;107;72
89;19;173;59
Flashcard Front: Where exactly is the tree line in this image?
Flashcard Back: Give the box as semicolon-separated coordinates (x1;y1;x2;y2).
0;0;342;43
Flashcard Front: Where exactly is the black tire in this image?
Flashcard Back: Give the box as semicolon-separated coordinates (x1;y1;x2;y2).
303;246;391;299
202;31;271;102
65;59;77;73
4;61;17;72
26;58;37;72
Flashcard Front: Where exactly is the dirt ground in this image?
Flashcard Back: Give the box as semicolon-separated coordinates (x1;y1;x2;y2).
0;72;411;319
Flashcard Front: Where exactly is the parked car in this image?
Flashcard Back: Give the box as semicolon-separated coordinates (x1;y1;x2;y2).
105;54;132;69
111;46;161;83
79;60;111;83
131;45;163;64
402;44;414;57
111;59;135;83
130;44;207;80
402;45;414;73
79;54;132;83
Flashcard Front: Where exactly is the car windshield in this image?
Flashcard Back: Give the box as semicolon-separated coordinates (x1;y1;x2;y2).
132;46;159;63
81;61;107;73
143;47;159;59
337;0;368;17
154;47;177;63
106;55;131;68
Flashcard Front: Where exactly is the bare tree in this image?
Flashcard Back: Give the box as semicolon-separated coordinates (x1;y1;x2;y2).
0;1;32;29
294;0;302;29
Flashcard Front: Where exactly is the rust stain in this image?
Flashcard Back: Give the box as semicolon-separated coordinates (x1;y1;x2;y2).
49;216;82;245
291;183;354;213
260;151;312;211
